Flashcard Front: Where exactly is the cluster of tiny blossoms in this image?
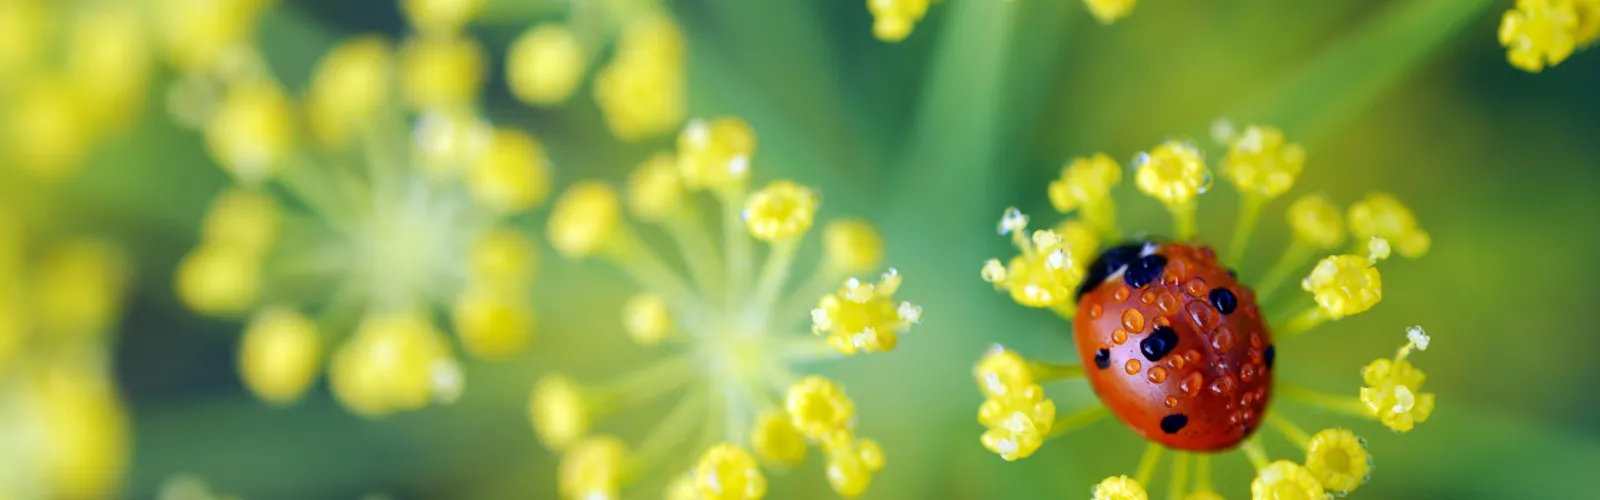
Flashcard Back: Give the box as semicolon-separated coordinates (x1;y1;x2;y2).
974;123;1434;499
0;0;153;180
865;0;1139;42
173;0;554;417
0;204;134;498
1499;0;1600;72
534;116;921;499
504;2;687;141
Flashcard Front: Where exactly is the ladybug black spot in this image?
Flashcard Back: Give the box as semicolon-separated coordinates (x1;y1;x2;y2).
1123;254;1168;289
1209;288;1238;315
1264;345;1275;369
1094;348;1111;369
1140;326;1179;362
1077;243;1147;299
1227;268;1238;279
1161;414;1188;434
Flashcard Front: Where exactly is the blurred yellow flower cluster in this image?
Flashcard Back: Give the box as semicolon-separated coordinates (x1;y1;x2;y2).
1499;0;1600;72
864;0;1140;43
172;2;553;418
534;116;920;499
506;2;687;141
972;123;1436;499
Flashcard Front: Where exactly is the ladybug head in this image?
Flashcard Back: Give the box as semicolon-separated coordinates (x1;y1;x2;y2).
1075;240;1159;299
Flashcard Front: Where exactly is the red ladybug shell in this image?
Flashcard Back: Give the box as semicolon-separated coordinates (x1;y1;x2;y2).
1073;242;1272;451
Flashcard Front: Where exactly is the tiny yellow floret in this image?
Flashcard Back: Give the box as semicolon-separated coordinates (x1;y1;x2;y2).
206;81;295;185
507;24;585;106
1287;194;1346;250
469;228;538;291
985;210;1089;308
1346;193;1429;258
548;182;622;259
751;410;807;467
867;0;930;42
1136;140;1209;207
1360;326;1435;432
201;188;281;256
239;308;322;405
1250;460;1326;500
1091;475;1148;500
622;294;672;346
401;0;482;35
825;436;885;498
785;376;856;440
812;270;922;355
451;286;535;360
33;240;129;338
1221;125;1304;199
744;180;820;242
695;444;767;500
1499;0;1581;72
471;128;553;213
328;313;456;417
974;345;1035;399
677;117;757;192
626;152;685;220
176;245;262;316
6;81;92;180
1305;428;1371;495
978;384;1055;461
307;35;393;146
67;8;153;134
399;34;486;111
559;436;627;500
414;108;492;175
157;0;270;74
1301;238;1389;319
1049;153;1121;233
1084;0;1139;24
823;220;885;274
594;15;687;141
530;374;590;451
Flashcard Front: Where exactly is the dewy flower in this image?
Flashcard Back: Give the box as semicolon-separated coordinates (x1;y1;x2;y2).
535;116;921;499
173;19;552;417
971;123;1434;499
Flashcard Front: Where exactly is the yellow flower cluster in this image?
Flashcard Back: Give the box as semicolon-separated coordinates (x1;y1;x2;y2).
972;124;1436;499
536;116;918;499
1499;0;1600;72
867;0;931;42
1;0;154;180
173;17;552;417
1084;0;1139;24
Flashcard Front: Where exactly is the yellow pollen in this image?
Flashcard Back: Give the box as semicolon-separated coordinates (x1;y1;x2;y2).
677;116;756;192
978;384;1055;461
1250;460;1326;500
1360;327;1436;432
1091;475;1149;500
1301;238;1389;319
785;376;856;440
1499;0;1581;72
812;270;921;355
1305;428;1372;495
974;345;1035;399
1135;140;1209;207
1347;193;1430;258
1221;125;1304;199
694;444;767;500
744;180;820;242
751;411;807;467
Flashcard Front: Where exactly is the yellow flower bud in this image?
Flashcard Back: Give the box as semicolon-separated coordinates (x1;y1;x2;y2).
469;228;538;291
548;181;622;259
207;81;295;185
822;219;884;274
400;0;482;35
399;34;486;111
1305;428;1371;495
1135;140;1209;207
559;436;627;500
1499;0;1581;72
67;8;153;134
176;245;261;316
1360;328;1435;433
812;270;921;355
694;444;766;500
451;286;534;360
677;117;755;192
414;108;492;175
1301;239;1387;319
974;345;1034;399
751;410;807;467
1050;153;1122;213
867;0;930;42
1286;194;1345;249
978;384;1055;461
623;294;672;346
28;364;131;499
1250;461;1326;500
1575;0;1600;43
627;152;684;220
239;307;322;405
7;80;93;180
33;240;128;338
507;24;585;106
158;0;269;73
744;180;819;242
329;313;454;417
201;188;281;255
307;35;393;146
595;16;687;141
530;374;590;451
1091;475;1148;500
1347;193;1429;258
1221;125;1304;199
825;436;885;498
471;128;553;213
785;376;855;440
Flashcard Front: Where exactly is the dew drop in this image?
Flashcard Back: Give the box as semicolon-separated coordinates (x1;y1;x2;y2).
1124;359;1142;375
1122;309;1146;333
1147;366;1169;383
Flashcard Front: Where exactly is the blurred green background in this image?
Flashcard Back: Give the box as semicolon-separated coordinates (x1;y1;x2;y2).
18;0;1600;498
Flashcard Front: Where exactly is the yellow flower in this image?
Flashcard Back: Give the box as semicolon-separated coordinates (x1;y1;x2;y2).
66;7;153;134
328;313;459;417
413;107;493;175
399;33;486;111
559;436;627;500
626;152;685;221
548;181;623;258
978;384;1055;461
15;363;131;499
1250;461;1326;500
157;0;270;74
1084;0;1139;24
451;286;535;360
786;376;856;440
1500;0;1581;72
470;128;553;213
811;270;922;355
306;35;393;146
238;308;322;405
982;209;1090;309
507;24;586;106
1049;153;1121;232
622;294;672;346
0;0;49;75
1092;475;1149;500
1286;194;1346;250
201;188;282;256
825;436;885;498
1360;327;1435;432
974;345;1034;399
400;0;482;35
867;0;930;42
6;80;94;180
1304;428;1371;495
468;228;538;292
677;116;756;192
530;374;590;451
1347;193;1430;258
1301;237;1389;319
823;220;885;274
206;81;295;185
175;245;262;317
751;411;807;467
1136;140;1209;208
744;181;820;242
695;444;766;500
32;240;129;339
595;15;687;141
1221;125;1304;199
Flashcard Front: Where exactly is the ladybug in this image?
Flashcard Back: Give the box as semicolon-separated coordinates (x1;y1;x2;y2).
1073;241;1272;451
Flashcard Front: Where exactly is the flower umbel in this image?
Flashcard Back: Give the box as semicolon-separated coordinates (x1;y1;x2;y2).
536;117;920;499
1499;0;1600;72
